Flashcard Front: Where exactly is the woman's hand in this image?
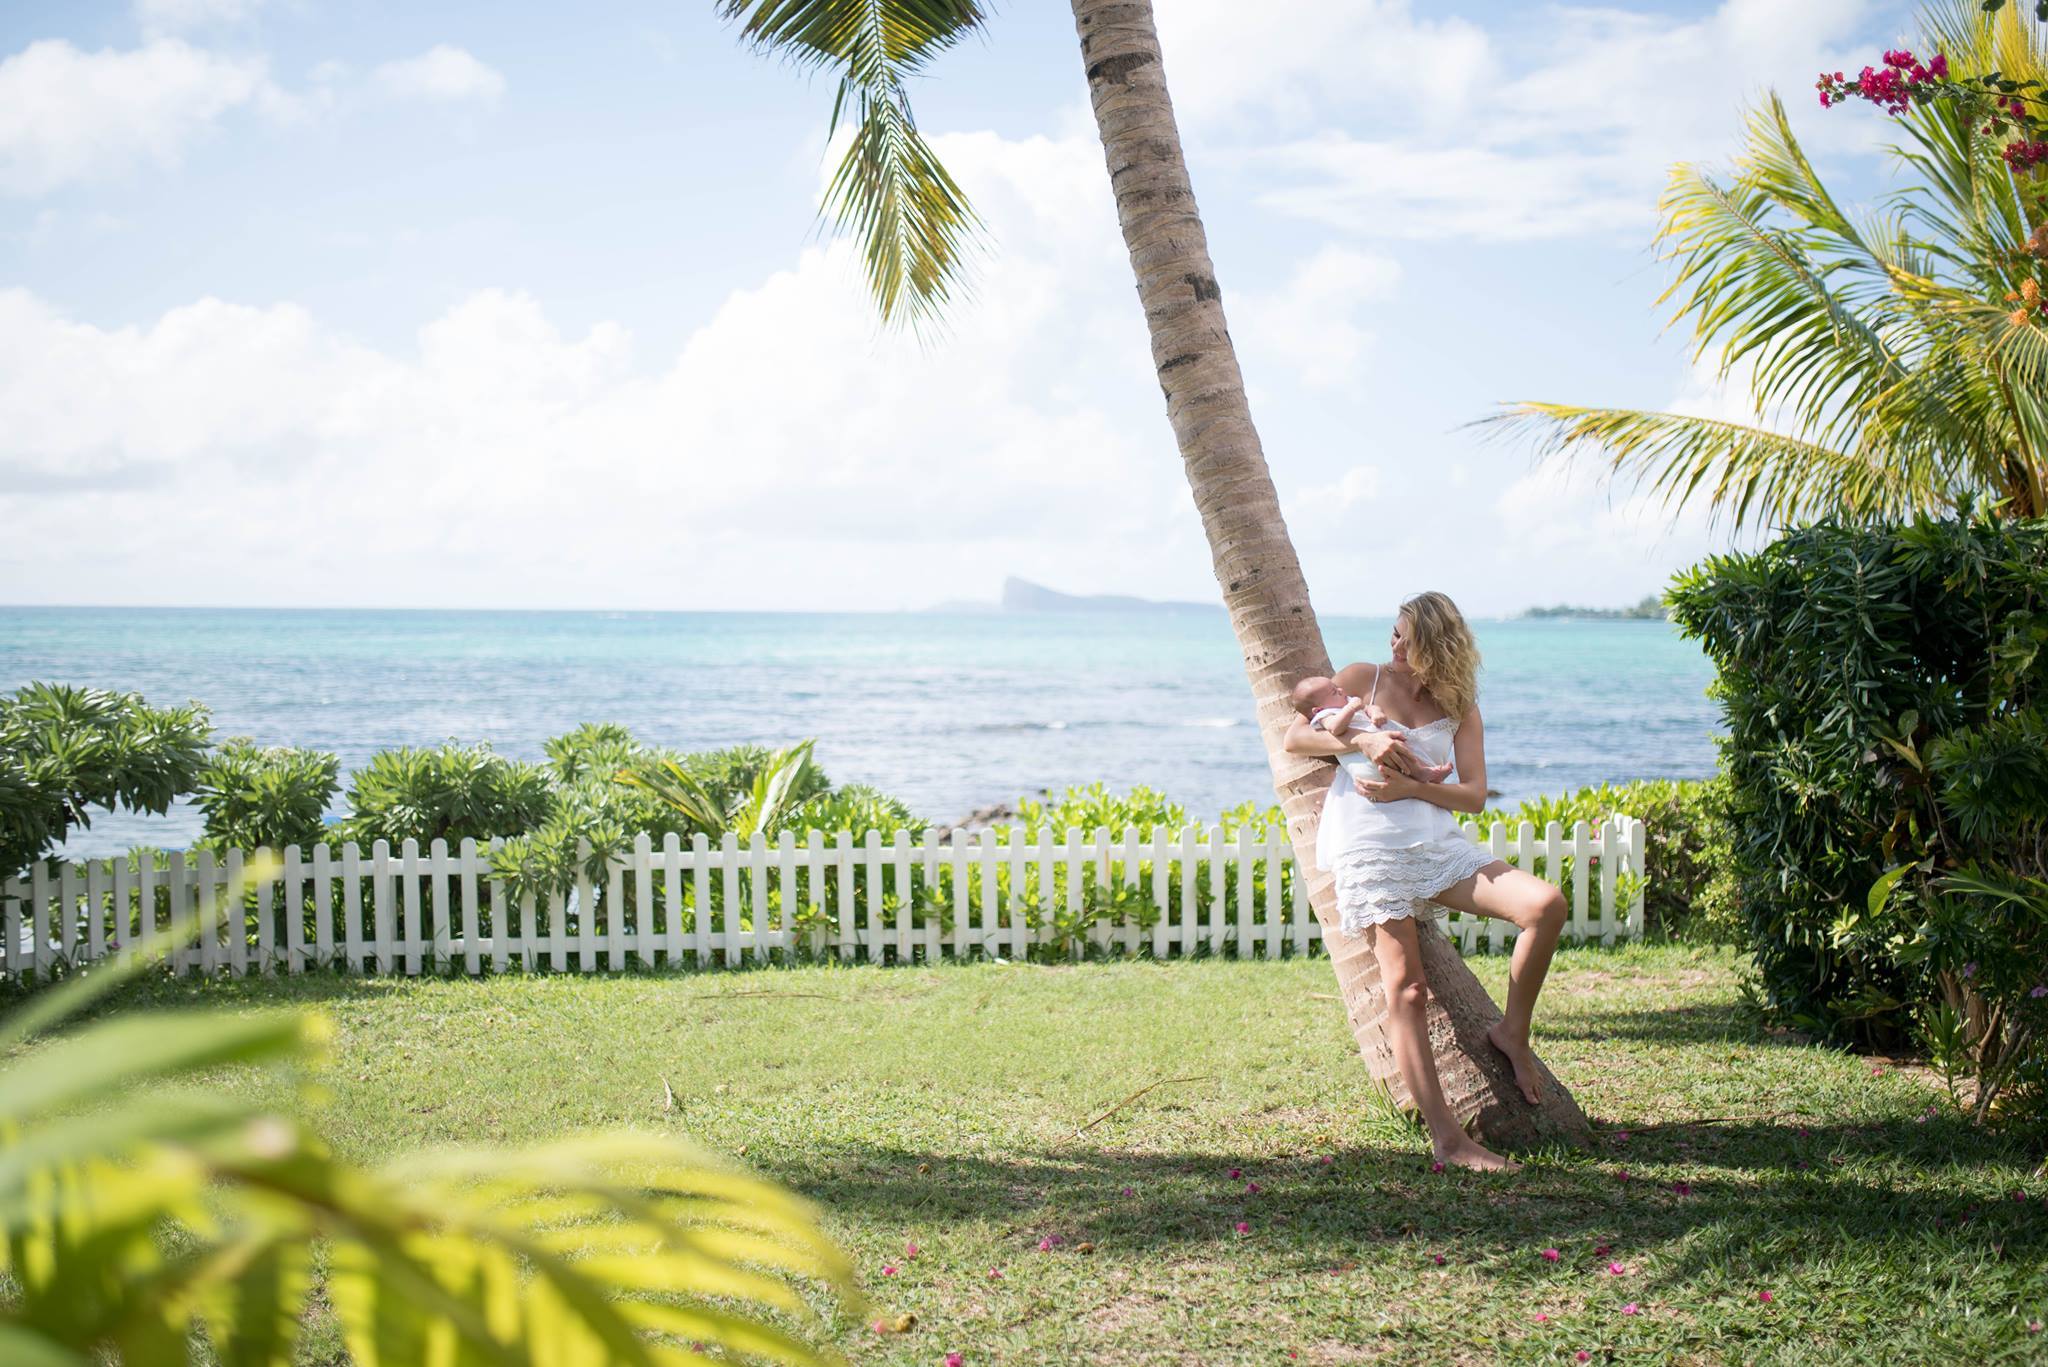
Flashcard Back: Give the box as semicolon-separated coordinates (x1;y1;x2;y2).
1355;769;1420;803
1352;729;1419;776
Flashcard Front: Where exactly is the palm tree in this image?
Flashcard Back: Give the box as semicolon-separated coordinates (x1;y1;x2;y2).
715;1;1589;1148
1492;4;2048;528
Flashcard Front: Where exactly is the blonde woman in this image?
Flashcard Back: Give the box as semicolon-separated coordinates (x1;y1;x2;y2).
1283;590;1565;1173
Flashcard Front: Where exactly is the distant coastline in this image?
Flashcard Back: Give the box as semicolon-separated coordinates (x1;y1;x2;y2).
1520;593;1668;622
931;576;1220;615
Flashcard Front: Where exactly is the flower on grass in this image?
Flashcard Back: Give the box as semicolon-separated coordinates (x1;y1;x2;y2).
1614;1130;1629;1143
1671;1181;1692;1196
1542;1248;1562;1262
882;1265;899;1277
2028;1319;2041;1334
1432;1253;1446;1266
1037;1235;1062;1252
1321;1154;1334;1166
946;1354;965;1367
871;1320;891;1335
1228;1167;1242;1180
905;1241;920;1258
1577;1352;1591;1362
2031;984;2047;999
1616;1169;1631;1183
1234;1221;1251;1235
1621;1303;1640;1316
1759;1290;1773;1304
1593;1243;1612;1258
1609;1262;1627;1276
987;1267;1003;1280
1431;1161;1445;1173
1534;1313;1550;1323
1121;1185;1135;1197
1246;1181;1262;1195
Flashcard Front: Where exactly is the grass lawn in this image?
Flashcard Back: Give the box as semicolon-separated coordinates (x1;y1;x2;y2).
70;944;2048;1364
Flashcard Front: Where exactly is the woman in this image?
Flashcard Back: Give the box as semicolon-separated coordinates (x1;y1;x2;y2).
1283;591;1565;1173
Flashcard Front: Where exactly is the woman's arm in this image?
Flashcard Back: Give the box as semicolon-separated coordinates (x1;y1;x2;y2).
1356;705;1488;812
1282;715;1349;758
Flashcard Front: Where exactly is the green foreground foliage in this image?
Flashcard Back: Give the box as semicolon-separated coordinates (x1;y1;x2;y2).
1671;512;2048;1134
0;928;856;1365
39;946;2047;1365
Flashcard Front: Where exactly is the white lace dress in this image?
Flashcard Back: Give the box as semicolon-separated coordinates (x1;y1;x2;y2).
1312;679;1494;936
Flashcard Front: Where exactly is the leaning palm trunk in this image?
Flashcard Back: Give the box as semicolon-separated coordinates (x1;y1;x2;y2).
1069;0;1590;1148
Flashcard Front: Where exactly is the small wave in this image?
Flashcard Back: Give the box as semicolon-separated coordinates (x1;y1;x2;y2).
1181;717;1241;728
976;720;1072;732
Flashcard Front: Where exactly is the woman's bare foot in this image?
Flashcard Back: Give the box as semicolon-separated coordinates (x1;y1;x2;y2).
1487;1020;1544;1105
1433;1135;1522;1173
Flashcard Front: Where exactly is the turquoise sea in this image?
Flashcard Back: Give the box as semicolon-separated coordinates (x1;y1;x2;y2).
2;607;1721;857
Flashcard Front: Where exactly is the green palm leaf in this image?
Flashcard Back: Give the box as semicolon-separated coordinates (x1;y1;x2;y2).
719;0;991;328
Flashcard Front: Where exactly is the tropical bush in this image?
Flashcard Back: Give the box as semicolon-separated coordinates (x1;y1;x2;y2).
191;738;340;853
340;741;555;849
0;917;858;1363
0;683;211;879
1670;511;2048;1131
1482;776;1738;942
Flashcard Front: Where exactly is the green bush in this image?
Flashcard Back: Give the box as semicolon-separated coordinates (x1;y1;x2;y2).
1669;512;2048;1131
339;742;554;849
193;739;340;852
1482;776;1738;942
0;683;210;877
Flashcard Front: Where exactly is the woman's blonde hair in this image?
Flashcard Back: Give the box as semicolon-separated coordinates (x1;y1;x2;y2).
1400;590;1480;721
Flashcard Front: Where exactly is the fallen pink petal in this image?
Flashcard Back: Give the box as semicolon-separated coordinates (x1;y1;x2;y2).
881;1265;898;1276
1759;1291;1773;1303
1234;1221;1251;1234
1622;1303;1640;1315
1542;1248;1562;1262
945;1355;964;1367
1228;1167;1242;1180
1121;1186;1134;1197
1533;1313;1550;1323
1246;1181;1262;1194
1671;1181;1692;1196
1609;1262;1627;1276
1431;1161;1445;1173
905;1241;920;1258
1577;1353;1591;1362
987;1268;1003;1280
1432;1253;1445;1266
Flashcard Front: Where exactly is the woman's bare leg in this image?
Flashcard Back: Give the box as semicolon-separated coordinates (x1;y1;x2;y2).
1432;862;1566;1104
1368;915;1520;1172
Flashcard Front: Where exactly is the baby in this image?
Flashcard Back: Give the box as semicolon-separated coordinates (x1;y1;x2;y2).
1290;676;1453;785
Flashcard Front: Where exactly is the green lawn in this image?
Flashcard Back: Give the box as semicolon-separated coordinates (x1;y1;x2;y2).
86;945;2048;1364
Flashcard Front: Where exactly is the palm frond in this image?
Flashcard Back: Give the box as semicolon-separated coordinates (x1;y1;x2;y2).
1489;403;1939;528
720;0;991;328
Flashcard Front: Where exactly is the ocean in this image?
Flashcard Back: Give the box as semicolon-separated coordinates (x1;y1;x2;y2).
2;607;1721;858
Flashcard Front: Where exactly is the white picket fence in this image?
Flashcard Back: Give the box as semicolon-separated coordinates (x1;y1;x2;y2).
1;818;1645;980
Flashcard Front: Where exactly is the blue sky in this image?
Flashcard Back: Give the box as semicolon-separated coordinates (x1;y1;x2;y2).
0;0;1915;614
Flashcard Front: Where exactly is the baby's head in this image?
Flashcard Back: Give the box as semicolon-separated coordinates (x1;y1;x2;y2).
1290;675;1348;719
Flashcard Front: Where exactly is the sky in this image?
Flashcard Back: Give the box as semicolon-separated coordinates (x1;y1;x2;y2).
0;0;1917;616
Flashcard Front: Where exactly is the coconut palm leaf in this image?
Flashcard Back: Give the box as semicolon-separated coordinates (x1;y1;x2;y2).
718;0;991;328
1490;8;2048;527
0;908;859;1364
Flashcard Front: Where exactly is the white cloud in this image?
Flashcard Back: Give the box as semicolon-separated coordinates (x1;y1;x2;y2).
135;0;272;34
0;130;1226;610
370;46;506;105
1233;245;1400;390
1170;0;1897;242
0;39;284;195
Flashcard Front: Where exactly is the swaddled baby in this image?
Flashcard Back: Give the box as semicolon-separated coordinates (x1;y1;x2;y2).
1289;676;1453;786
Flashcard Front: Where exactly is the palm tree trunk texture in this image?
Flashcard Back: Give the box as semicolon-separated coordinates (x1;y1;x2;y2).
1068;0;1591;1149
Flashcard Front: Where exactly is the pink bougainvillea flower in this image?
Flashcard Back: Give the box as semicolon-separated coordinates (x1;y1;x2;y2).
1321;1154;1334;1166
1534;1313;1550;1323
881;1265;899;1277
1609;1262;1627;1276
905;1241;921;1258
1228;1168;1242;1180
1671;1181;1692;1196
1576;1352;1591;1362
2028;1319;2041;1334
1246;1181;1262;1195
1037;1236;1057;1252
871;1320;890;1335
2031;984;2047;999
1614;1130;1630;1143
1542;1248;1562;1262
1759;1290;1773;1303
1798;1127;1811;1138
1616;1169;1632;1183
1121;1185;1135;1197
1432;1253;1446;1266
946;1354;965;1367
987;1267;1003;1280
1621;1303;1640;1316
1593;1243;1612;1258
1234;1221;1251;1235
1431;1161;1445;1173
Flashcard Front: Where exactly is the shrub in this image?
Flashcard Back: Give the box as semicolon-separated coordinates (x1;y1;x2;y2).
1669;512;2048;1130
0;683;210;877
193;739;341;852
339;742;554;849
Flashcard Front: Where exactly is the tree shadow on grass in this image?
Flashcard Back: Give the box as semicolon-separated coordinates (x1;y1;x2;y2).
750;1132;2046;1301
1540;1001;1791;1048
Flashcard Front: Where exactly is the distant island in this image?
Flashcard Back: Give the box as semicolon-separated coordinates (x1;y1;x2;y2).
1521;593;1668;621
930;576;1221;615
